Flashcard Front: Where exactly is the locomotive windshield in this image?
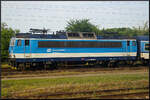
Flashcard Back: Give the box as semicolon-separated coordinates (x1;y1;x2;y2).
10;38;15;46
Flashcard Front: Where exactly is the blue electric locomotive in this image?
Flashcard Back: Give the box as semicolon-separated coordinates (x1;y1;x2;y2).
9;29;149;69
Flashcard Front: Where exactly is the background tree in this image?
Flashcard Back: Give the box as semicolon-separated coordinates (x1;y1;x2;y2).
98;21;149;37
1;22;20;61
65;19;101;35
132;21;149;36
101;27;135;37
65;19;149;37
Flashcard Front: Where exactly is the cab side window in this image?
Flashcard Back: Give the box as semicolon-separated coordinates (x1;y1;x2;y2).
17;39;22;46
132;41;136;46
145;43;149;51
25;40;29;46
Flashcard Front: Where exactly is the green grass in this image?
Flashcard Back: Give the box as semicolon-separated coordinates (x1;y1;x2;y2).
1;72;149;98
1;63;11;68
2;73;148;87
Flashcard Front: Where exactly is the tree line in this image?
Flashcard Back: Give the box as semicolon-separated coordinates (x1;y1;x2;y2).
65;19;149;37
1;19;149;61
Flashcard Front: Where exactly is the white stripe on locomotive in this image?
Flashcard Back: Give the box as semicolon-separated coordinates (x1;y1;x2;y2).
10;52;137;58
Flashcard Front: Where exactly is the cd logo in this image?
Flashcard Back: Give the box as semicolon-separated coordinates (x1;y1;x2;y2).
47;48;51;52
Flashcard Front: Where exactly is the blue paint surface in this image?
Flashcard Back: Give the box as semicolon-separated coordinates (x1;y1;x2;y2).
9;38;140;62
10;39;137;54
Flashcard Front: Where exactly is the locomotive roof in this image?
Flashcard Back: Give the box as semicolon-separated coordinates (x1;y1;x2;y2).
15;32;97;39
15;33;149;41
135;36;149;41
15;33;67;39
97;35;149;41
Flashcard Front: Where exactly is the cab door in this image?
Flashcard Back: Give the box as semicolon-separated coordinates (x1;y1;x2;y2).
131;40;137;57
24;39;31;58
126;40;131;56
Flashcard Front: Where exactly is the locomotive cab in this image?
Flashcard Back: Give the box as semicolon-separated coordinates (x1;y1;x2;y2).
140;41;149;60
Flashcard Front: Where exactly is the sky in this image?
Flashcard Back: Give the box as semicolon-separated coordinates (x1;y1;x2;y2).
1;1;149;33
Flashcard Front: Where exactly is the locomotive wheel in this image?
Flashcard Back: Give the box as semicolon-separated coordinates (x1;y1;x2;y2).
101;61;113;68
50;62;58;70
142;60;149;66
101;61;109;67
113;61;119;68
15;63;23;71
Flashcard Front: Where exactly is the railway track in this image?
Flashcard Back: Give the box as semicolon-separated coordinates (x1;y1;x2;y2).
2;65;148;73
1;67;148;79
71;92;149;99
12;87;149;99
